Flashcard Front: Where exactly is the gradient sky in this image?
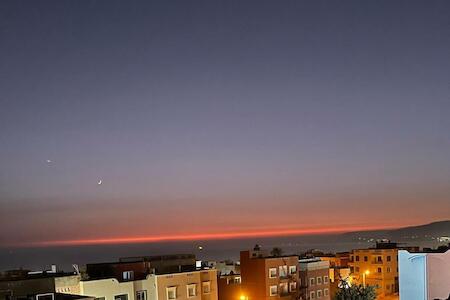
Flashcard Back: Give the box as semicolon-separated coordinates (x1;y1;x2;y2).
1;1;450;247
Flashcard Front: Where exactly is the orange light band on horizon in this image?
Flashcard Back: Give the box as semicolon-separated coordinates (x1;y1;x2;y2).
23;224;401;247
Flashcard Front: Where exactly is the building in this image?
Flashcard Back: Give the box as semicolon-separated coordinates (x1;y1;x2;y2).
399;248;450;300
298;258;331;300
217;273;242;300
215;261;240;276
239;246;299;300
77;269;217;300
318;253;351;299
349;241;417;298
0;268;81;300
85;254;197;281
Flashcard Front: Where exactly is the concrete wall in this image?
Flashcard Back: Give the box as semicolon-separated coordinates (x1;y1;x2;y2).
155;269;218;300
399;250;450;300
55;275;82;295
79;276;156;300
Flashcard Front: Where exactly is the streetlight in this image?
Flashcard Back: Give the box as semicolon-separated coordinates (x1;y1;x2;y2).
363;270;370;288
239;295;248;300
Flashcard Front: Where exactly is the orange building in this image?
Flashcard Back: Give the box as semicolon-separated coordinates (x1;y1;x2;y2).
239;246;299;300
349;241;415;298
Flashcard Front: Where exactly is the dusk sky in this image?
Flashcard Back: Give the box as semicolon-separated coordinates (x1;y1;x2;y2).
1;1;450;247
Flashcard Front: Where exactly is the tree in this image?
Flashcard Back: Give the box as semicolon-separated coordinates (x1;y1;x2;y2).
270;247;283;257
333;280;376;300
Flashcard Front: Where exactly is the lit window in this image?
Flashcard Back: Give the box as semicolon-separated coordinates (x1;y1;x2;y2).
269;268;277;278
324;288;329;296
324;276;329;283
317;277;322;284
234;276;241;284
317;289;322;298
279;265;288;277
289;282;297;292
136;291;147;300
310;277;315;286
270;285;278;296
122;271;134;281
289;265;297;274
279;282;288;295
187;284;196;298
202;281;211;294
310;291;316;299
166;286;177;300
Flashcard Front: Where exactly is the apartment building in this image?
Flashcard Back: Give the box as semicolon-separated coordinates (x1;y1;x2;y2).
399;248;450;300
76;269;218;300
0;268;81;299
349;241;416;298
240;246;299;300
298;258;330;300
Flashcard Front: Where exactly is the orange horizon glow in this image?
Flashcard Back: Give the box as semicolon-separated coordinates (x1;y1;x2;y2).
19;224;404;248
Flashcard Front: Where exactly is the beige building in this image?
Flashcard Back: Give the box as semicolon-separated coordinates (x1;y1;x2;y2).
72;269;218;300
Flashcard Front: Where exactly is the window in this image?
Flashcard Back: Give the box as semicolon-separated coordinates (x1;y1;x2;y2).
317;290;322;298
324;276;329;284
234;276;241;284
355;267;360;273
364;256;368;262
317;276;322;284
377;256;382;262
387;267;391;273
122;271;134;281
279;265;288;278
270;285;278;296
289;281;297;292
269;268;277;278
187;284;196;297
202;281;211;294
387;256;391;262
114;295;128;300
355;256;360;262
136;291;147;300
310;277;315;286
310;291;316;299
289;265;297;274
324;288;329;296
377;267;382;273
279;282;288;295
166;287;177;300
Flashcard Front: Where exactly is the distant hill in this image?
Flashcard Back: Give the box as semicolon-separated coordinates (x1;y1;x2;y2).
341;220;450;242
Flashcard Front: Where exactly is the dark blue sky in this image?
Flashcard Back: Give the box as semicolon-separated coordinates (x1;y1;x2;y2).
1;1;449;246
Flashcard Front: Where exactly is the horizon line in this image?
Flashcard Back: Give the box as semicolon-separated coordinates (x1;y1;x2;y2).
8;223;411;248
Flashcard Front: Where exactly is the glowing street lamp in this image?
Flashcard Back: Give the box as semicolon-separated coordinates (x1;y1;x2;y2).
363;270;370;288
239;295;248;300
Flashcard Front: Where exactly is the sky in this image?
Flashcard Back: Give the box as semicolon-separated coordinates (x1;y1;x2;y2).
1;0;450;247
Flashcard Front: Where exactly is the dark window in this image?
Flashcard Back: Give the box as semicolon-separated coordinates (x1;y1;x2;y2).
377;268;382;273
364;256;368;262
387;256;391;262
356;256;360;262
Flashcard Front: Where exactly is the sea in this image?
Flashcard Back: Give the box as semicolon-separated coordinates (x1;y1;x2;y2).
0;233;441;272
